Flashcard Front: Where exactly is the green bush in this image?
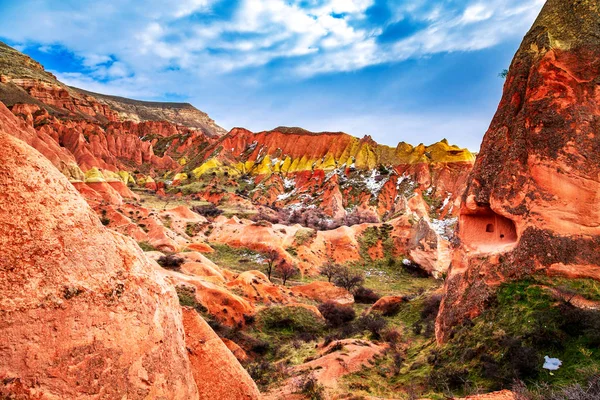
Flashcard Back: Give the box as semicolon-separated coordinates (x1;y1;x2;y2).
258;306;325;337
138;241;158;252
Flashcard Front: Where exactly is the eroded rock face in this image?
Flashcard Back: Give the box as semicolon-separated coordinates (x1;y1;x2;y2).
181;308;260;400
193;127;474;219
0;131;199;398
436;0;600;343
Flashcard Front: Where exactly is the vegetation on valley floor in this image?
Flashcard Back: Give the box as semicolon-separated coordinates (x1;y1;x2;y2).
180;241;600;399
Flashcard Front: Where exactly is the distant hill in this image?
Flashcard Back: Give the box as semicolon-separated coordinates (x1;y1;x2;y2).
0;41;226;137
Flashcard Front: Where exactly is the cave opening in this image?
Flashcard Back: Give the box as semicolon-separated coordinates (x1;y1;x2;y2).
460;207;518;252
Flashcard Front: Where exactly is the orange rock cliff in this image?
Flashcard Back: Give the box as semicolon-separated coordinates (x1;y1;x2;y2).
436;0;600;343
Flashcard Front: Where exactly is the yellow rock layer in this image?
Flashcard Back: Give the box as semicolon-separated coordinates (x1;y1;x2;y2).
192;140;474;177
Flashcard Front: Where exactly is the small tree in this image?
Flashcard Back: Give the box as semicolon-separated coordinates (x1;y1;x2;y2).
320;262;342;283
263;249;280;281
276;261;299;286
333;266;364;292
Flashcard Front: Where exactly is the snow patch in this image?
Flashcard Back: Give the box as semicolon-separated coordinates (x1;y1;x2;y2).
430;217;458;240
364;170;388;197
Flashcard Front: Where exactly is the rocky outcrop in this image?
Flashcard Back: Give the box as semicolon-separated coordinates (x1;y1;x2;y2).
0;102;83;179
436;0;600;342
291;281;354;305
263;339;387;399
181;308;260;400
458;391;516;400
369;296;405;315
0;130;199;398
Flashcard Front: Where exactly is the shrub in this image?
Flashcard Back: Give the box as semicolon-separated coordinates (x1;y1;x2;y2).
157;254;185;269
245;360;288;390
258;306;325;336
512;375;600;400
421;294;442;319
429;367;470;393
353;286;380;304
296;374;325;400
501;337;541;380
276;261;299;286
356;314;388;339
383;329;402;345
192;204;223;218
175;285;207;313
557;303;600;346
138;241;158;252
318;301;356;327
263;249;280;281
414;294;442;338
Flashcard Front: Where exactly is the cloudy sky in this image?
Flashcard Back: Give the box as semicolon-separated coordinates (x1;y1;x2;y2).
0;0;545;150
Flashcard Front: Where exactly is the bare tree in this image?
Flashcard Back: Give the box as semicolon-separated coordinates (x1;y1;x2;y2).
263;249;280;281
333;266;364;292
320;262;342;283
276;261;299;286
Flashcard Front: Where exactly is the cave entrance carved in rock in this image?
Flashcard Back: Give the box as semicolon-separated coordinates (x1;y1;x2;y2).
460;207;517;252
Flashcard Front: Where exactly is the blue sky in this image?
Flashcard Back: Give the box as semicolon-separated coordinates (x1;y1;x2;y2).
0;0;545;150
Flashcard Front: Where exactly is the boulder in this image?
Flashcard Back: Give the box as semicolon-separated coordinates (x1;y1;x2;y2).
0;128;198;398
291;281;354;305
181;308;260;400
369;296;404;315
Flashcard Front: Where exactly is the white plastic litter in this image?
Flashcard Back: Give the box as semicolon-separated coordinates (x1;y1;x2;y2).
543;356;562;371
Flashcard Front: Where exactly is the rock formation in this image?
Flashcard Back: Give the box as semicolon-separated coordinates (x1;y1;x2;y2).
181;308;260;400
436;0;600;342
0;128;198;398
186;127;474;219
0;105;258;399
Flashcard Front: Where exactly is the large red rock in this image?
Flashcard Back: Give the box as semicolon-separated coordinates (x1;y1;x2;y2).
437;0;600;342
181;308;260;400
369;296;404;315
0;129;199;398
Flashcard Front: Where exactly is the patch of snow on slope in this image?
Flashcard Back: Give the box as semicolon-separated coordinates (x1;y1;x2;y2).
365;170;388;197
430;217;458;240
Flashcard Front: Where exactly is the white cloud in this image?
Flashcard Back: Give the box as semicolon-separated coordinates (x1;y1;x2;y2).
0;0;545;80
172;0;213;18
461;4;494;24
